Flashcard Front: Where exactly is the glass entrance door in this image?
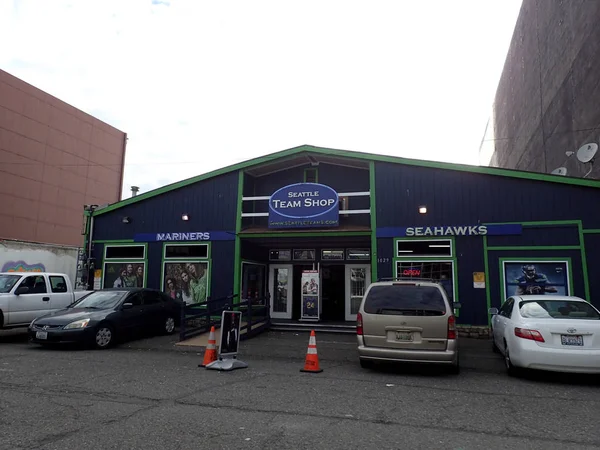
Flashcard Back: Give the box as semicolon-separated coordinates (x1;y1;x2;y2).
241;262;266;305
345;265;371;322
269;264;293;319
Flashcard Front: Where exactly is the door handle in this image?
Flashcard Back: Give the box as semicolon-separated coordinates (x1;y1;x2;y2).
42;297;50;301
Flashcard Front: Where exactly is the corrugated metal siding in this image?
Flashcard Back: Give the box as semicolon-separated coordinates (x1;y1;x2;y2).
454;236;487;325
210;240;235;300
376;238;394;280
486;226;580;247
146;242;162;289
374;161;600;325
92;171;239;241
374;162;600;228
583;234;600;310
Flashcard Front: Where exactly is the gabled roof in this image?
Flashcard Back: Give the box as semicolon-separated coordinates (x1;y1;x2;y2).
92;144;600;216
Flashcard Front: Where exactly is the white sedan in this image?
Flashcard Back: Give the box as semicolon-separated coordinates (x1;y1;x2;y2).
489;295;600;375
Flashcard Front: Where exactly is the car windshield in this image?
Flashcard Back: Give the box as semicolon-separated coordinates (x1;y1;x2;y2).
0;275;21;293
71;290;127;309
520;300;600;320
364;284;447;316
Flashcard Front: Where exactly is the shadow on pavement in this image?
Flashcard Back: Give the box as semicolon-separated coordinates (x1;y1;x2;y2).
0;328;29;344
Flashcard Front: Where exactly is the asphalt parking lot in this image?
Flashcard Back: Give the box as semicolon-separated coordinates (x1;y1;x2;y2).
1;328;600;450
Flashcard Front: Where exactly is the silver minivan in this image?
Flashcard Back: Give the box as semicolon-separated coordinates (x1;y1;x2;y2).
356;279;461;373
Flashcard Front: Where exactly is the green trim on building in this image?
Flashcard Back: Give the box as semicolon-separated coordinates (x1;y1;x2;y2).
90;145;600;217
392;237;459;317
583;229;600;234
486;246;581;251
369;161;378;283
233;170;245;302
240;231;372;238
483;220;582;227
100;242;149;290
159;245;212;301
498;257;575;303
160;241;212;260
578;222;591;300
483;236;491;326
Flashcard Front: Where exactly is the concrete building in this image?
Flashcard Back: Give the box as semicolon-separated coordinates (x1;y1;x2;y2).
0;68;127;247
485;0;600;179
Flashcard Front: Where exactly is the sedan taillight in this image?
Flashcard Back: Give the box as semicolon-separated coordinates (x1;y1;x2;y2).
514;327;545;342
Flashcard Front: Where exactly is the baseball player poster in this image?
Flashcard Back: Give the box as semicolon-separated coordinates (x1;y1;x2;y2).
503;261;570;297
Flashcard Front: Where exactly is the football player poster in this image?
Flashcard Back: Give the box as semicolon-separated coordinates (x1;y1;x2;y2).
503;261;569;297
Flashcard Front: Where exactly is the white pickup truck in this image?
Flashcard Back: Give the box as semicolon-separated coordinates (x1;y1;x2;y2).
0;272;93;329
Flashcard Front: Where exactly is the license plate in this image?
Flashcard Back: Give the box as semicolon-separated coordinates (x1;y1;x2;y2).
561;334;583;346
36;331;48;340
395;331;412;341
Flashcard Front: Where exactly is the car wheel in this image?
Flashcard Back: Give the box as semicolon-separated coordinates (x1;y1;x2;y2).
359;359;374;369
492;338;500;353
94;324;114;349
449;355;460;375
503;343;519;377
163;315;176;335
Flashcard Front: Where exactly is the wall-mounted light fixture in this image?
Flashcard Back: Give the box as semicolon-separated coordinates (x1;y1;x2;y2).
122;216;131;224
418;206;427;214
181;213;189;221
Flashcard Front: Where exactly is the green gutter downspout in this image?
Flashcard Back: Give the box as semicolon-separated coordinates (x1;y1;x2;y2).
369;161;378;283
232;170;244;304
483;236;491;326
578;221;591;300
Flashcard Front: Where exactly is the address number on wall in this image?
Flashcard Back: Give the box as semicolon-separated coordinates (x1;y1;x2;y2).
377;258;390;263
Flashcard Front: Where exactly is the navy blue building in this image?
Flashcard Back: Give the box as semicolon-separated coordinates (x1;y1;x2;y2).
83;145;600;328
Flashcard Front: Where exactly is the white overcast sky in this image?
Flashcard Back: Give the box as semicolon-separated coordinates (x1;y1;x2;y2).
0;0;522;200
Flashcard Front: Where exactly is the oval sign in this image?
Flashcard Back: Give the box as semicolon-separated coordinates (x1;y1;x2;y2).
269;183;339;219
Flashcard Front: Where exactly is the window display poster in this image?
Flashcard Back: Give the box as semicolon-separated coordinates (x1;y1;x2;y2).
163;262;209;305
503;261;569;297
301;270;319;320
103;262;145;289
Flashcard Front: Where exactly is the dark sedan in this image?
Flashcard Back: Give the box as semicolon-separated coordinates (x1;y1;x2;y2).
28;288;183;349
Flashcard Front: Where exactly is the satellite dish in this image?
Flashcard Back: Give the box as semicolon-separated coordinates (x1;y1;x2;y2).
551;167;568;176
576;143;598;163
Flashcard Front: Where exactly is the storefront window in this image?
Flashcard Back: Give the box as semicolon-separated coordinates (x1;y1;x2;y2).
396;239;452;257
161;244;210;306
242;263;266;305
103;245;146;289
395;261;454;301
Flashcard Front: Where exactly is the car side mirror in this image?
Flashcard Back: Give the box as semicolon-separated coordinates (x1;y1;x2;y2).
122;302;133;310
488;307;499;315
453;302;462;309
14;286;29;296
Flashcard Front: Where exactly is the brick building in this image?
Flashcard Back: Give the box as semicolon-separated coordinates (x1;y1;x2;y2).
0;69;127;247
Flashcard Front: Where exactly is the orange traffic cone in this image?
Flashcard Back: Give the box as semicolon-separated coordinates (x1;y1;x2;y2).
199;326;218;367
300;330;323;373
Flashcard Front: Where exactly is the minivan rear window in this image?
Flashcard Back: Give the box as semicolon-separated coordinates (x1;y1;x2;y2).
363;285;447;316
